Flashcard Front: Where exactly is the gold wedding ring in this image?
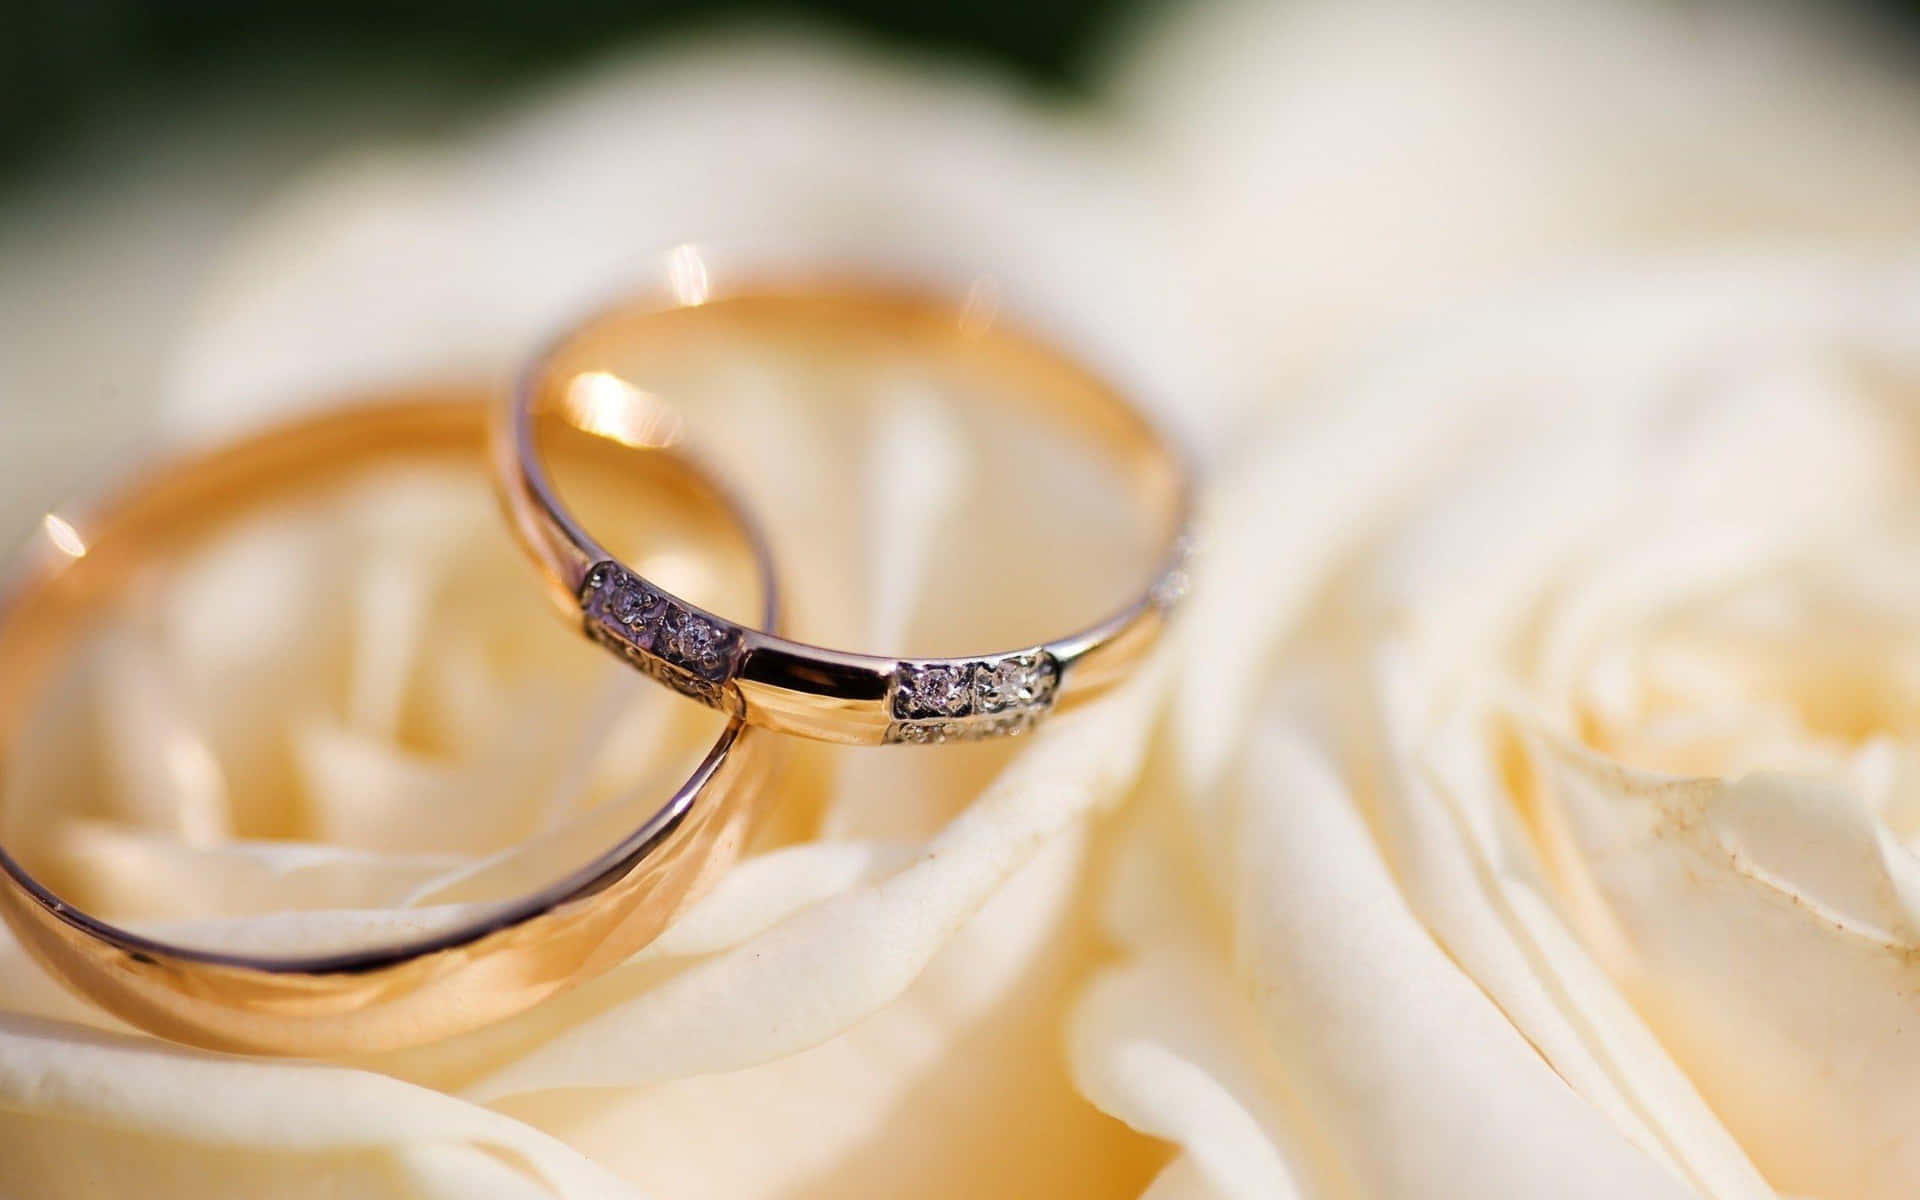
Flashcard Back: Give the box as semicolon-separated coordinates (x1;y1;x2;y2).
500;284;1194;746
0;392;776;1054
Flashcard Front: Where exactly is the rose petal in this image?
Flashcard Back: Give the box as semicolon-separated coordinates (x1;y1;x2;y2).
1534;738;1920;1196
464;664;1168;1100
0;1013;637;1199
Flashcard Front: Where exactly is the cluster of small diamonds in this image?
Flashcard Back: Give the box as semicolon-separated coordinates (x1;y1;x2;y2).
580;562;739;698
887;652;1059;743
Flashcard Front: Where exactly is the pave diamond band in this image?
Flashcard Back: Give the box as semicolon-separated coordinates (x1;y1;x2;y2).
580;558;1073;743
582;562;742;708
501;282;1196;746
886;653;1059;743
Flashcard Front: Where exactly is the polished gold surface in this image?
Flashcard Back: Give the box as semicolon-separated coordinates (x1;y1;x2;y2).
501;284;1195;746
0;394;777;1055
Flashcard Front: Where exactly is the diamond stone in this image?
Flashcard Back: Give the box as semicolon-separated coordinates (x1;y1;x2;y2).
582;563;654;626
896;663;972;719
973;654;1054;713
611;581;656;628
662;609;730;678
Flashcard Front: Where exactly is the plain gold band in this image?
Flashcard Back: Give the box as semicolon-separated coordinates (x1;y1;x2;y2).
502;284;1194;746
0;392;777;1055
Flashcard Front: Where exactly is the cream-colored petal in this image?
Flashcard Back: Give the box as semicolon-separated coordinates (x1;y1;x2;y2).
94;629;231;844
1535;739;1920;1197
350;842;913;1091
290;718;545;855
1140;1155;1232;1200
643;841;919;959
1070;951;1311;1200
1225;724;1694;1199
167;40;1211;449
1109;0;1920;413
41;821;466;921
498;826;1157;1199
1169;391;1449;791
0;1014;638;1199
1366;649;1772;1198
465;664;1168;1100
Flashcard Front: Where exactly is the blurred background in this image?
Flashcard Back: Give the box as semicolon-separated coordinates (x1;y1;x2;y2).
0;0;1143;539
7;0;1920;536
12;0;1917;197
3;0;1131;186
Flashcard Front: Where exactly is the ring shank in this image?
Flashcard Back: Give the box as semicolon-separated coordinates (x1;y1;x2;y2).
510;285;1194;745
0;393;776;1054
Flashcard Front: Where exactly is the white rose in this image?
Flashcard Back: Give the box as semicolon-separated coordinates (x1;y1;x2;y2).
4;3;1920;1198
0;36;1192;1199
1085;257;1920;1200
1109;0;1920;421
1077;5;1920;1196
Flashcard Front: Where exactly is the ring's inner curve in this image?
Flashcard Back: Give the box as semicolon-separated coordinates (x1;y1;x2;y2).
531;288;1187;659
0;394;767;965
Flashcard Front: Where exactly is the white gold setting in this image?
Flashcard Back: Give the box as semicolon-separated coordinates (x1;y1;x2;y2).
582;561;742;708
887;651;1059;743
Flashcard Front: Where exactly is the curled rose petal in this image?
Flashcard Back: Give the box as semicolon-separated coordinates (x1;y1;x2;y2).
1076;699;1697;1198
463;662;1169;1101
0;1014;638;1199
1532;741;1920;1197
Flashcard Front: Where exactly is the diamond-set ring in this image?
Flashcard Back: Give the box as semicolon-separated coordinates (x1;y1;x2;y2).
0;278;1194;1056
500;283;1195;746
